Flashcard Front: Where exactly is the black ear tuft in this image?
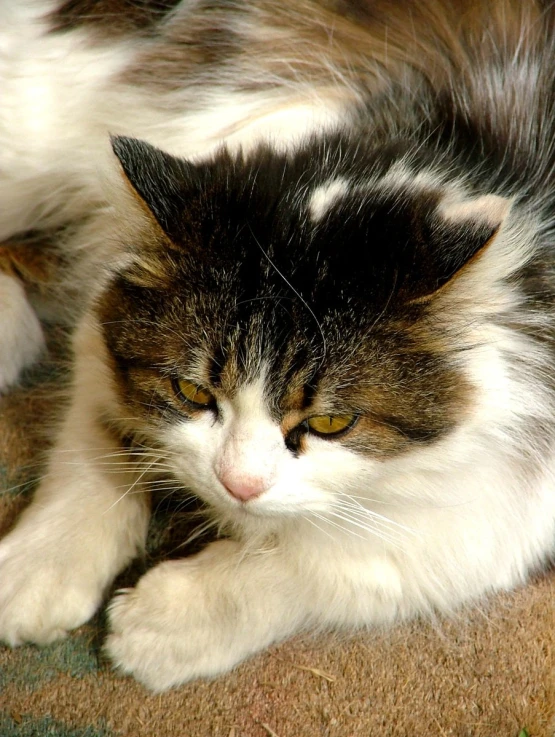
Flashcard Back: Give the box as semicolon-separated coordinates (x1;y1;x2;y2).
111;135;195;238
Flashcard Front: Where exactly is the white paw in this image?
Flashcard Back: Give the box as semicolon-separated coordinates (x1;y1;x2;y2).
0;528;105;646
0;272;44;392
106;542;246;691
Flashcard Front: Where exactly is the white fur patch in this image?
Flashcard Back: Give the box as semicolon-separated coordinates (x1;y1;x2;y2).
308;178;350;220
214;379;286;501
376;162;444;194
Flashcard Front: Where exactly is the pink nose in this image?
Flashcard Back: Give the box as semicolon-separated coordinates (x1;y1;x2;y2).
219;473;267;502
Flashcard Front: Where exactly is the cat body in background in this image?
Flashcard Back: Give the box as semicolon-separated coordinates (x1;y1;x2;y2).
1;0;555;690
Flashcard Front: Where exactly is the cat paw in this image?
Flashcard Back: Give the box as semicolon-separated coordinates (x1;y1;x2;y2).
0;272;44;392
0;530;104;646
106;543;245;690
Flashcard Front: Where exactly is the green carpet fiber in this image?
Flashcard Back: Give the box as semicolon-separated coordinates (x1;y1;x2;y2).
0;715;113;737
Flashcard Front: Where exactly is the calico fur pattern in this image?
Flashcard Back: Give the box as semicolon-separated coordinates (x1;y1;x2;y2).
1;0;555;690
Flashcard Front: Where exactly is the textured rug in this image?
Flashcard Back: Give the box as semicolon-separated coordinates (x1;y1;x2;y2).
1;294;555;737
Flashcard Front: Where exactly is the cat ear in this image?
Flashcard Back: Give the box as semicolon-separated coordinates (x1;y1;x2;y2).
413;194;511;299
111;135;195;239
439;193;510;227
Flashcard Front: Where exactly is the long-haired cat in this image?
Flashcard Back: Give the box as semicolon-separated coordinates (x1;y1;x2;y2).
1;0;555;690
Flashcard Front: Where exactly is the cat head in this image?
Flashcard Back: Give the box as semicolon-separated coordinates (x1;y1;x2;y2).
96;134;515;526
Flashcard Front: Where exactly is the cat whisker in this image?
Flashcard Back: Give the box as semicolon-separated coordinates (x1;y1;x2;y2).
103;456;165;513
302;514;337;540
336;510;413;542
310;511;374;542
332;510;413;548
334;494;420;536
161;518;219;557
54;461;176;475
325;510;407;549
54;445;164;458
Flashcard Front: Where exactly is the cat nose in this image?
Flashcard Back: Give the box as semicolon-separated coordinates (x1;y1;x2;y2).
218;471;268;501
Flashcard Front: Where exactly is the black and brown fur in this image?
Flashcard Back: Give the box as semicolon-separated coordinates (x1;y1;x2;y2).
97;135;488;459
46;0;555;463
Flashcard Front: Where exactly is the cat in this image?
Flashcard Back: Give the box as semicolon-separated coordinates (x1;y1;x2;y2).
2;0;555;691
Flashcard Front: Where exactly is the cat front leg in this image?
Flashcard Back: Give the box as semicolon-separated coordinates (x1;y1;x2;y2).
105;539;310;690
0;270;44;391
105;533;404;691
0;318;150;645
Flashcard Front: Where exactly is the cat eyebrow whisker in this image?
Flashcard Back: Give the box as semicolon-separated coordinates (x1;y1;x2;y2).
99;318;192;346
234;295;293;307
366;269;398;333
247;222;327;369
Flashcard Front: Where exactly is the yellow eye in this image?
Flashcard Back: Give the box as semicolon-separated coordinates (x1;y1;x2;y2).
307;414;357;437
174;379;215;408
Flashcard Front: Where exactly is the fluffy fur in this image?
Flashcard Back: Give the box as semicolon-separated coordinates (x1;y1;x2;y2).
1;0;555;691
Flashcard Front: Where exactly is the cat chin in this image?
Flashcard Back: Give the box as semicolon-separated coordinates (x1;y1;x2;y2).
224;498;322;521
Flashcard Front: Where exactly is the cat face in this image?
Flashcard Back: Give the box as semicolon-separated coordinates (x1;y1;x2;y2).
97;135;508;522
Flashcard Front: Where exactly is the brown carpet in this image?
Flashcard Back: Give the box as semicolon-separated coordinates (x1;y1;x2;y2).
1;285;555;737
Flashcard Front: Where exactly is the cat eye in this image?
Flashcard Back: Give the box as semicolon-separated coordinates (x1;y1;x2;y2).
173;378;215;409
306;414;358;437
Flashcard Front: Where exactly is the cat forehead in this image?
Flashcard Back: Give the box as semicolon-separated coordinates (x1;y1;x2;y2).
187;150;443;258
305;165;444;222
215;145;442;211
116;155;451;333
112;136;504;369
